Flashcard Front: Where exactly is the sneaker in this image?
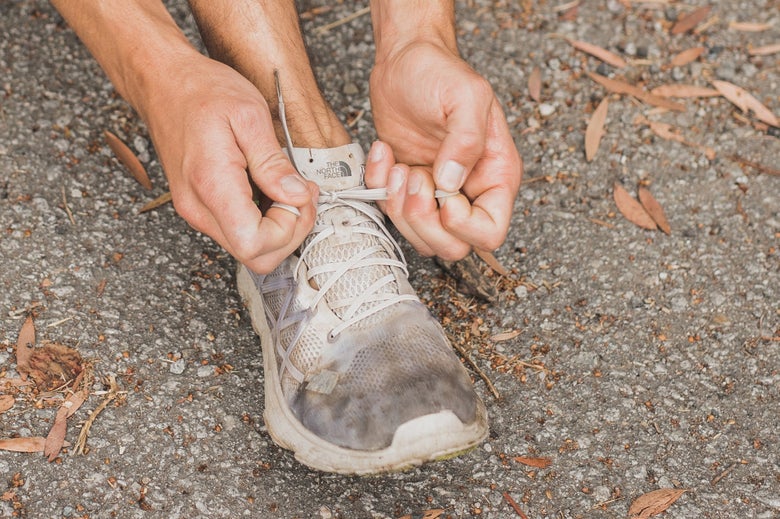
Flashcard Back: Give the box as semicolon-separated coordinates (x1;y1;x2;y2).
237;143;487;474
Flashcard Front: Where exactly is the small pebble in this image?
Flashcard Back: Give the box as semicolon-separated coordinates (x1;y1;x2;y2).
539;103;556;117
170;358;186;375
342;82;359;95
197;365;215;378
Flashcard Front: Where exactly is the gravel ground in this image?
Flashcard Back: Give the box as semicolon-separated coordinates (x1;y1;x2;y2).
1;1;779;518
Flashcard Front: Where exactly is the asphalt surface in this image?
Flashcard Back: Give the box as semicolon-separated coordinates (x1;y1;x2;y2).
1;0;779;518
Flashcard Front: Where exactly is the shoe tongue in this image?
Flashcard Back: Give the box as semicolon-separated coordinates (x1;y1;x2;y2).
285;143;366;191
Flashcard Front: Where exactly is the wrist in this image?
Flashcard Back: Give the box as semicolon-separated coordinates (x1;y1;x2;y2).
370;0;458;63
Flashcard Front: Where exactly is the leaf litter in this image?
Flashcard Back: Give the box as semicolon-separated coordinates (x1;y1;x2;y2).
613;183;657;231
1;316;119;461
585;97;609;162
104;130;152;190
628;488;688;519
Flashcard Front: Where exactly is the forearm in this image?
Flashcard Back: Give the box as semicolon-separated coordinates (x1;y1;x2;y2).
49;1;198;120
187;0;348;146
370;0;458;61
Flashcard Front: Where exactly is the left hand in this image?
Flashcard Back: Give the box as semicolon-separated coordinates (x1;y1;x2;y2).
365;40;522;260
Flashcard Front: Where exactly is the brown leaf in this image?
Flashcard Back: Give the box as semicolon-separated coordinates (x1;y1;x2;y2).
650;84;720;98
568;39;627;68
0;437;47;453
15;315;35;381
638;187;671;235
640;118;716;160
490;330;521;342
44;407;68;461
749;43;780;56
587;72;685;112
528;66;542;102
729;21;773;32
0;395;14;414
513;456;553;468
22;343;83;392
139;191;173;213
671;5;712;35
585;97;609;162
669;46;705;67
104;130;152;190
474;248;510;276
43;372;89;462
629;488;688;519
712;80;779;127
613;183;657;231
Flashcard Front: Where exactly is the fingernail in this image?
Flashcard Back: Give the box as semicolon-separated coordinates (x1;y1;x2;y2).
368;141;386;163
407;171;422;196
387;166;405;194
281;174;308;195
436;160;466;192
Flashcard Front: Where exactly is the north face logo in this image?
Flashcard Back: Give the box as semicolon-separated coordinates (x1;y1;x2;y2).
316;161;352;179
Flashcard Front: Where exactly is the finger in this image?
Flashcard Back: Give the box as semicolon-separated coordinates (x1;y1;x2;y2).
404;167;470;260
432;76;494;193
442;102;523;250
381;164;433;257
195;162;315;271
230;103;315;208
365;140;396;213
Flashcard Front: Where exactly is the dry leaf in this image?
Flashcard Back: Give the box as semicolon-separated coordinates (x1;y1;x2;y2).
585;97;609;162
104;130;153;190
638;187;671;235
474;248;509;276
568;39;627;68
528;66;542;102
712;80;779;127
669;46;705;67
671;5;712;35
0;437;48;453
44;371;90;461
513;456;553;468
613;183;657;231
0;395;14;414
749;43;780;56
639;117;717;160
44;408;68;461
587;72;685;112
490;330;521;342
139;191;173;213
16;315;35;381
729;21;773;32
629;488;688;519
398;510;444;519
650;84;720;98
21;343;83;392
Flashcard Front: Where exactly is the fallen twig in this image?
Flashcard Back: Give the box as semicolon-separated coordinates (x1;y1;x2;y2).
314;6;370;34
75;375;121;455
449;339;500;400
729;155;780;177
502;492;529;518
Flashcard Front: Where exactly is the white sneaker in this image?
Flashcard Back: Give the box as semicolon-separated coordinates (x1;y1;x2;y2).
236;143;488;474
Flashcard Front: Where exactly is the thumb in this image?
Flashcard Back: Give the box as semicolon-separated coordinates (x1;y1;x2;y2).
432;82;493;193
232;106;316;207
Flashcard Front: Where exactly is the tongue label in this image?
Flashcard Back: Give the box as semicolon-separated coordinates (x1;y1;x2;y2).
286;143;366;190
317;160;353;180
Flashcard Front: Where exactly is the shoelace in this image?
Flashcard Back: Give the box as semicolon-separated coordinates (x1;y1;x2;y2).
265;72;457;382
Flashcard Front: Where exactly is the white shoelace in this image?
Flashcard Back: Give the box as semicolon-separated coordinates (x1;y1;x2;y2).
266;71;457;383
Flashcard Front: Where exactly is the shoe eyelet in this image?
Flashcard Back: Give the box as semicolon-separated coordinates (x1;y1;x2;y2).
327;330;339;343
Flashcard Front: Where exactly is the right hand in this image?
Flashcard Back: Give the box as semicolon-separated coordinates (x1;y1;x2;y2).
140;53;318;274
